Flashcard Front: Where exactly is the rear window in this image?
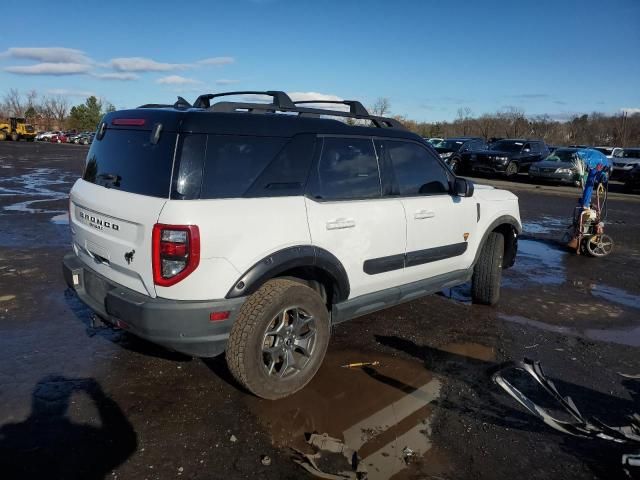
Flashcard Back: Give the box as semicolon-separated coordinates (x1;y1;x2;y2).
83;129;177;198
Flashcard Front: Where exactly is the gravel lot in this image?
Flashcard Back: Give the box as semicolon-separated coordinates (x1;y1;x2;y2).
0;141;639;480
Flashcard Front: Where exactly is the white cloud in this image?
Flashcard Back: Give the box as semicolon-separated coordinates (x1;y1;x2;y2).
1;47;91;64
198;56;235;66
288;91;347;110
110;57;190;72
46;88;96;98
215;79;241;85
621;107;640;115
92;72;139;81
157;75;201;85
4;62;92;75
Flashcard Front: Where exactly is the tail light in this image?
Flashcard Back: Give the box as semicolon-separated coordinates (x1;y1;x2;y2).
152;224;200;287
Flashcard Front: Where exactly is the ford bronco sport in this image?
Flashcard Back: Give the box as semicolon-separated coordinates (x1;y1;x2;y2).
63;91;521;399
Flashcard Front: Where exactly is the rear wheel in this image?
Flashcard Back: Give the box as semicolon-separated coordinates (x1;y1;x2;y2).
0;131;6;141
505;162;519;177
226;278;330;399
10;133;19;141
471;232;504;305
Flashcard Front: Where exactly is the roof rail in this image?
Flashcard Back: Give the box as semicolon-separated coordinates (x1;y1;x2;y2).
293;100;369;117
193;91;295;109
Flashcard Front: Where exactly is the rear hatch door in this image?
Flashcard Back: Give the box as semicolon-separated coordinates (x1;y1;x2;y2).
70;110;181;297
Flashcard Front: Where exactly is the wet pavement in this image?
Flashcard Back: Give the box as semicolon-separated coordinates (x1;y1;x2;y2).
1;141;639;479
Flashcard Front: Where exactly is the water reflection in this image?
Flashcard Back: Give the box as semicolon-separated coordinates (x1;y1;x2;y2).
246;348;441;479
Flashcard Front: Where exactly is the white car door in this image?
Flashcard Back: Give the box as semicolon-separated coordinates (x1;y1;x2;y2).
305;136;407;299
378;139;478;284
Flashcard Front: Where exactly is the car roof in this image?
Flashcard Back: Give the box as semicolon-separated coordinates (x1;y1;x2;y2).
104;108;426;142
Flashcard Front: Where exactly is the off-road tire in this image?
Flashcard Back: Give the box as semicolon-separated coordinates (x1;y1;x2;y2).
471;232;504;305
0;131;6;141
226;278;330;400
10;133;19;141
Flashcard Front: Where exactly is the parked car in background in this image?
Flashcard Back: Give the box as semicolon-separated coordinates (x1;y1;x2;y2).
38;131;61;141
528;148;581;186
624;164;640;192
76;133;94;145
594;146;621;157
611;148;640;180
434;137;486;174
547;145;559;154
470;139;550;177
50;133;68;143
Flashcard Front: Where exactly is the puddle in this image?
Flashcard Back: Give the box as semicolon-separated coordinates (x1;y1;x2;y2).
522;216;568;235
501;314;640;347
591;284;640;310
504;239;567;287
0;168;74;214
245;349;442;480
50;213;69;225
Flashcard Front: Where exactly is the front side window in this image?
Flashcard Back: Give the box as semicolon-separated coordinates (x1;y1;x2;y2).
307;137;381;200
385;140;451;196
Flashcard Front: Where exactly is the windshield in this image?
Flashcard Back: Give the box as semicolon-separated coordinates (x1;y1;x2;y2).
438;140;465;151
622;149;640;159
544;149;577;162
491;140;524;152
594;147;612;155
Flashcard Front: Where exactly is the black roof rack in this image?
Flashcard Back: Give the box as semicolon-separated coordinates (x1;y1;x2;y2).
193;91;295;109
200;90;404;129
139;90;405;130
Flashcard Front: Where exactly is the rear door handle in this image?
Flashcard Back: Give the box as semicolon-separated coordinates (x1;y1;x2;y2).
326;218;356;230
414;210;435;220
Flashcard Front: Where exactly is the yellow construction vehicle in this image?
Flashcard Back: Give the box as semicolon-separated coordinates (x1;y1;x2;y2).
0;117;37;141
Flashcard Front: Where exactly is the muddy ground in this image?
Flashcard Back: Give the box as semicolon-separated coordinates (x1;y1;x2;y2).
0;141;639;480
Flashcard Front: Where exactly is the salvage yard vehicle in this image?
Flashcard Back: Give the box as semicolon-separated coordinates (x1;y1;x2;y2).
433;137;486;174
528;148;582;186
471;139;550;177
63;90;521;399
611;148;640;180
0;117;36;141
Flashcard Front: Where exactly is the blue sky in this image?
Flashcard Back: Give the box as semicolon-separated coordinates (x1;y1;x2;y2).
1;0;638;121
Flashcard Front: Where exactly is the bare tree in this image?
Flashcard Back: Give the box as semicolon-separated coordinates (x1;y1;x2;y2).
3;89;24;117
498;106;527;138
50;96;70;128
371;97;391;117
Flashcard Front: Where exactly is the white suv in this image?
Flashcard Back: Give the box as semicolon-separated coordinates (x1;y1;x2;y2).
63;91;521;399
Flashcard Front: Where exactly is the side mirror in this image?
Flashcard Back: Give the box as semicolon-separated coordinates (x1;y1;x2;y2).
453;177;474;197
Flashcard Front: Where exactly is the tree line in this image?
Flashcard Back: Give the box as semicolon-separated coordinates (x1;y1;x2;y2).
0;89;115;132
374;102;640;148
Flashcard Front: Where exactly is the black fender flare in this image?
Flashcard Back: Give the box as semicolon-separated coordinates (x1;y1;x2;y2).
472;215;522;269
225;246;350;302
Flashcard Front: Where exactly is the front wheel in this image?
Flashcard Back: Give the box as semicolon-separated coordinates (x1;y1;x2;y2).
505;162;519;177
226;279;330;399
471;232;504;305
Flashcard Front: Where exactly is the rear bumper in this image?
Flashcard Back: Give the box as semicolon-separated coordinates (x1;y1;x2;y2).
63;252;245;357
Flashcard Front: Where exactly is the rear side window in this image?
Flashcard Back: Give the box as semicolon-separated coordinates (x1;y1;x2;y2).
83;129;177;198
307;137;381;200
385;140;451;196
200;135;287;199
